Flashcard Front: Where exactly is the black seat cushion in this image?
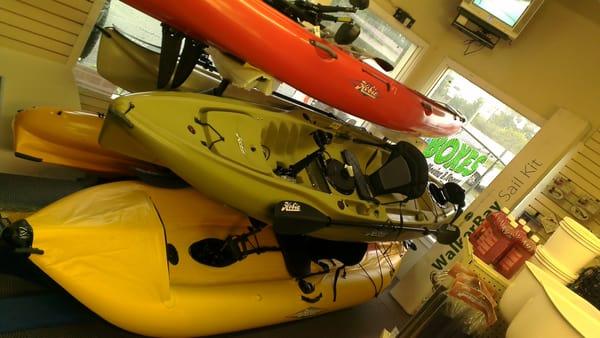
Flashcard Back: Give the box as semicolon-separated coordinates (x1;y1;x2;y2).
369;141;429;200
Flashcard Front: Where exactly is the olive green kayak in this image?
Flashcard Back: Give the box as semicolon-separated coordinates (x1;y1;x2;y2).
99;92;455;242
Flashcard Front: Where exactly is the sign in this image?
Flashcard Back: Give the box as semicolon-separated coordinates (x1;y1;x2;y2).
391;109;589;314
428;157;544;271
423;137;488;178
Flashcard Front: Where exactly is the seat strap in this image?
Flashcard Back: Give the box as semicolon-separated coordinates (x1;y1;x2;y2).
332;265;346;302
342;150;378;203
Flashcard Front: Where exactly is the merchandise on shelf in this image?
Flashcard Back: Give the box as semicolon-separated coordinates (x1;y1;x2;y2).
469;207;511;245
471;210;518;265
495;234;540;279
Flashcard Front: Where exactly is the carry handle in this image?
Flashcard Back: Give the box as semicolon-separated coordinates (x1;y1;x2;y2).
309;39;338;59
362;68;391;91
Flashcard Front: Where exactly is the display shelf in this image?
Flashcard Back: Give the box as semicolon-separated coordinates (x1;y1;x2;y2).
460;242;511;338
460;241;510;301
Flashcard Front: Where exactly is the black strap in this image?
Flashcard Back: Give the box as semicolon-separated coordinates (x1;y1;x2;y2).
332;265;346;302
301;293;323;304
342;150;378;203
158;24;183;89
316;261;330;273
170;38;208;89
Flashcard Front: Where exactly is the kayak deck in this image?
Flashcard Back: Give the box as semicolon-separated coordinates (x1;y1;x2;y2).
28;181;402;337
120;0;464;136
100;92;456;242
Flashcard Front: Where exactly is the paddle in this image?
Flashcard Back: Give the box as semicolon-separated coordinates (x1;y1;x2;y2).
273;201;460;245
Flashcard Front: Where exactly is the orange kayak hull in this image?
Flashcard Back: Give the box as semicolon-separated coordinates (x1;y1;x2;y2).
122;0;463;136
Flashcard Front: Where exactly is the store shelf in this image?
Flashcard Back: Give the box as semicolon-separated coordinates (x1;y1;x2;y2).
458;242;511;338
460;241;510;301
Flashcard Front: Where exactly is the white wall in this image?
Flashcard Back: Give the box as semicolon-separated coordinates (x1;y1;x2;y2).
0;47;83;178
0;0;105;178
376;0;599;126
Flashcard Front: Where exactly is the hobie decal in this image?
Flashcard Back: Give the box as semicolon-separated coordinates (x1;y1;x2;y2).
281;201;301;212
354;80;379;99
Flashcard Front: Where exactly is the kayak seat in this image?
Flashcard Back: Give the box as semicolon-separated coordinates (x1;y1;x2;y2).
276;234;367;278
368;141;429;200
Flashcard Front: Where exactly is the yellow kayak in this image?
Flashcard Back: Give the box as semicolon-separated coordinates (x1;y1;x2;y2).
6;181;403;337
12;107;159;176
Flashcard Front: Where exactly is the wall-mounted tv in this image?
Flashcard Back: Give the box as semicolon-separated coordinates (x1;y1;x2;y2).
458;0;545;40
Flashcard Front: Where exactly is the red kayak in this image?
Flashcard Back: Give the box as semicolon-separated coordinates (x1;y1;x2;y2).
121;0;464;136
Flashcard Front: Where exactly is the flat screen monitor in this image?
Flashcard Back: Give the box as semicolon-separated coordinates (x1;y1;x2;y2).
459;0;545;40
473;0;532;27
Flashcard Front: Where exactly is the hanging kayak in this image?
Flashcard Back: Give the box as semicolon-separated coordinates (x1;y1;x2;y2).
12;107;160;176
96;26;221;94
99;92;462;243
3;181;403;337
119;0;465;136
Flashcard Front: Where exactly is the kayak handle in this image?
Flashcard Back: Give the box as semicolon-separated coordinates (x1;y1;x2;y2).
309;39;337;59
361;68;391;91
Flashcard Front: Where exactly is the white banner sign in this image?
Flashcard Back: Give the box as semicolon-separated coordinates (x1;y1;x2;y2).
392;109;589;314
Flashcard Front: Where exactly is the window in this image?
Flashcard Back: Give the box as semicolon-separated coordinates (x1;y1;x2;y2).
79;0;162;69
424;67;541;205
77;0;426;128
329;0;422;79
276;1;426;125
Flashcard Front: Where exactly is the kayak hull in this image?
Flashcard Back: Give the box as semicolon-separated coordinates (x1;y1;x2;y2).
121;0;463;136
28;181;403;337
12;107;157;175
97;27;220;93
100;91;453;242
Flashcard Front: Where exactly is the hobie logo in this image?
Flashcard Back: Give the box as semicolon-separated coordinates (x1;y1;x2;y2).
281;201;301;212
365;230;388;238
354;80;378;99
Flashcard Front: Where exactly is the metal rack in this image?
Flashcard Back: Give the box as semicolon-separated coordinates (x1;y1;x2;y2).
460;241;510;301
460;241;511;338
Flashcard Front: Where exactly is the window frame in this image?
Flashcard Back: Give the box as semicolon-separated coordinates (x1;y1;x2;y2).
365;0;429;82
421;58;547;203
422;58;546;126
274;1;429;127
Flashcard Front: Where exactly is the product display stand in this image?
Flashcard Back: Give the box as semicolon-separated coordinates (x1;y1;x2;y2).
396;286;448;338
461;242;510;338
461;241;510;300
396;242;512;338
